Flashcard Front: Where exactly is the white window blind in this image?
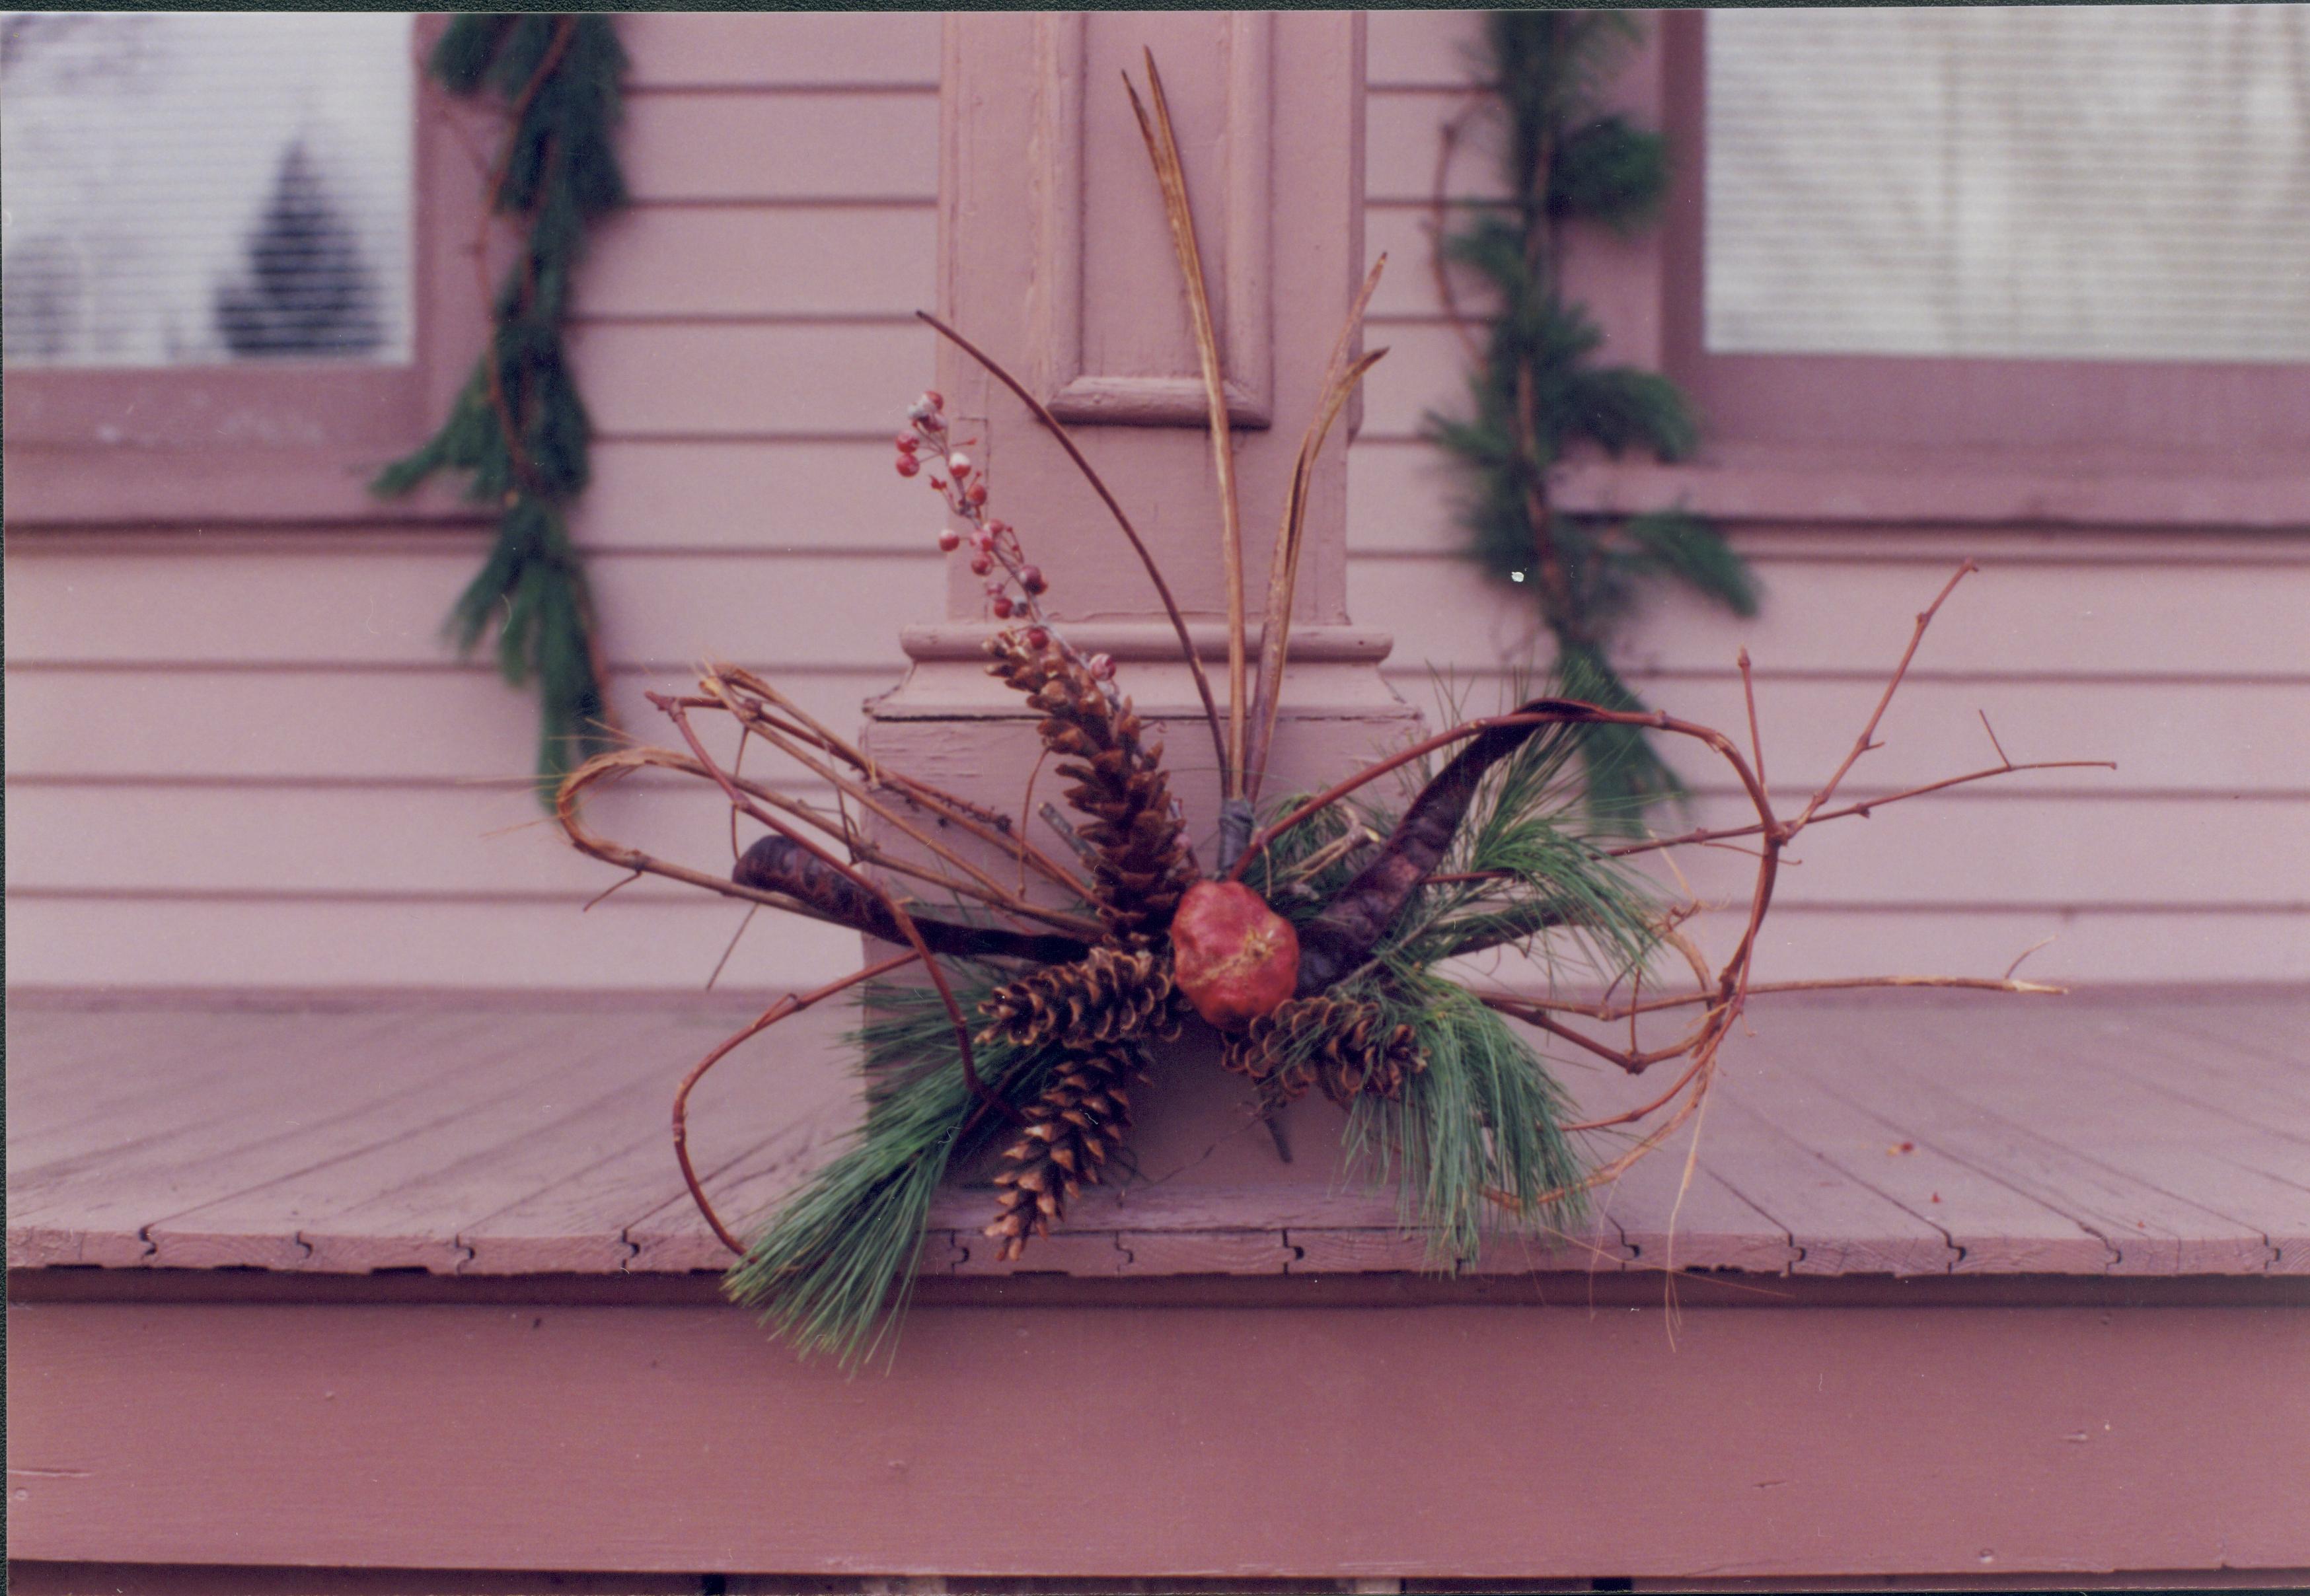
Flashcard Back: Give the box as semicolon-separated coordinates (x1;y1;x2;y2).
1;13;414;368
1705;6;2310;363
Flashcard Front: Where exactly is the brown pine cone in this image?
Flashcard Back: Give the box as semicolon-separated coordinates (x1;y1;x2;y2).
978;946;1187;1051
985;632;1198;945
1221;994;1428;1110
984;1042;1141;1262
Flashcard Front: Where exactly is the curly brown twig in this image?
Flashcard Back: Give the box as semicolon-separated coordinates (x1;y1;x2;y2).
673;951;922;1256
648;692;1014;1131
1784;559;1973;842
1601;758;2118;860
557;743;1101;945
698;677;1092;929
1485;972;2066;1027
1232;563;2093;1217
710;667;1092;900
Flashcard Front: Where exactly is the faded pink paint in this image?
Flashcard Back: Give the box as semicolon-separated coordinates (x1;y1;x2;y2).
10;1291;2309;1579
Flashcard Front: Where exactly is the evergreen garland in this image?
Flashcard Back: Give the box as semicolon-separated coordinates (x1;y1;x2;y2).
373;15;628;793
1430;12;1758;826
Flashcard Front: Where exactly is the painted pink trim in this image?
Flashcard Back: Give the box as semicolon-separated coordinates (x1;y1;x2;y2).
2;17;492;528
10;1294;2307;1578
1037;13;1276;428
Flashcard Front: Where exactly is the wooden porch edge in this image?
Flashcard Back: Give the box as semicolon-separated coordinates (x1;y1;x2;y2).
11;1293;2307;1580
17;1264;2309;1311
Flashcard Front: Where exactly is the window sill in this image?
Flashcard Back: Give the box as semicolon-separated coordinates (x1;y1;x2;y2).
3;442;484;530
1555;443;2310;532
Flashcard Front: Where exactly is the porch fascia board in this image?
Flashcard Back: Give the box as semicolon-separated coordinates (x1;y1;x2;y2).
11;1276;2309;1583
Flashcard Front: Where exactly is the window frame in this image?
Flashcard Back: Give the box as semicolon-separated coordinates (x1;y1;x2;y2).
3;15;490;528
1555;12;2310;530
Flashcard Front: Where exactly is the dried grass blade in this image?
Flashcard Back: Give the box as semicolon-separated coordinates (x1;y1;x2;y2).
712;665;1093;902
1244;345;1388;801
1244;256;1388;801
1128;53;1246;797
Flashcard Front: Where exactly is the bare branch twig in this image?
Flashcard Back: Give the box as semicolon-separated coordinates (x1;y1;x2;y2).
673;951;921;1256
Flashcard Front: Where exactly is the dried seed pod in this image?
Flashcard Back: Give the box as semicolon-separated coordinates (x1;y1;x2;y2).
1293;698;1590;994
733;834;1084;964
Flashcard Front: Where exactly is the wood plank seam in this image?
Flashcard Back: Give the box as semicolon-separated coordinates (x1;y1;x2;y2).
1777;1066;2127;1274
1783;1058;2238;1276
1711;1093;1969;1274
1844;1055;2287;1275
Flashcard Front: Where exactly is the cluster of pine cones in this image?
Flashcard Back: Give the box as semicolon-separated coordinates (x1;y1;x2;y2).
977;635;1193;1260
979;945;1187;1051
973;630;1426;1262
1222;994;1426;1110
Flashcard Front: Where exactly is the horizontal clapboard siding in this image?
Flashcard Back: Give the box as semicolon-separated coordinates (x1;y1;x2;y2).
1359;9;2309;985
8;12;2306;988
5;15;938;992
14;781;2306;911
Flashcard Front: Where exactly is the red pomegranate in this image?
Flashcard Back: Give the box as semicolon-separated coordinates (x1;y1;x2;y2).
1169;880;1299;1030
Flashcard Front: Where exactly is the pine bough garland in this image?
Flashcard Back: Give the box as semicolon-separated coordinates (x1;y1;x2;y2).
375;15;628;792
554;52;2093;1365
1431;12;1759;825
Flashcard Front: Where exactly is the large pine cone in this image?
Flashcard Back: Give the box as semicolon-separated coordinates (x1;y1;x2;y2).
985;1042;1141;1262
986;632;1197;945
1221;994;1427;1110
979;946;1187;1051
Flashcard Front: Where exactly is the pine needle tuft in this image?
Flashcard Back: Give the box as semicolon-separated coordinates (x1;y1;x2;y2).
724;968;1057;1366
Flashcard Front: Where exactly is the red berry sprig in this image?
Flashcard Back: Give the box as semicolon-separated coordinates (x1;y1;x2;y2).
896;391;1109;685
895;390;1170;840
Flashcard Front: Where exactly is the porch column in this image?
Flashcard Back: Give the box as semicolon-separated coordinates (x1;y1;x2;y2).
860;11;1418;1192
866;10;1417;849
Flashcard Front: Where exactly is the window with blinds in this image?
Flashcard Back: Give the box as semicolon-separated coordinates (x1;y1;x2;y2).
1;13;414;369
1704;6;2310;364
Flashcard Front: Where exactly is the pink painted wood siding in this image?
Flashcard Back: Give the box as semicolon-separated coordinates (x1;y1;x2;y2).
7;12;2307;990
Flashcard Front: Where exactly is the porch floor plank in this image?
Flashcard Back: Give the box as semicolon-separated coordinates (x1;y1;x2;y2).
143;1011;693;1273
1896;1005;2310;1270
10;988;2307;1281
1712;1040;2115;1273
2114;1011;2310;1130
1688;1090;1959;1275
1782;1013;2279;1275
